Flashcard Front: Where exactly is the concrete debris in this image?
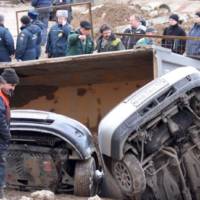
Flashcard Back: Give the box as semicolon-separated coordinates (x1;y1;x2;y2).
148;10;159;18
114;24;129;33
19;196;32;200
88;195;102;200
178;14;189;22
148;16;169;25
31;190;55;200
81;4;104;14
141;5;155;12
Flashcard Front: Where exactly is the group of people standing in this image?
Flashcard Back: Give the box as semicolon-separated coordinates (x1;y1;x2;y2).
1;0;200;63
161;12;200;57
121;12;200;58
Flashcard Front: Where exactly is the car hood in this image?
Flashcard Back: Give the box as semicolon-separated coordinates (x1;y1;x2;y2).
10;109;95;159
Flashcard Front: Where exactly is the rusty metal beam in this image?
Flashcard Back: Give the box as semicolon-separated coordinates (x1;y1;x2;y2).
115;32;200;41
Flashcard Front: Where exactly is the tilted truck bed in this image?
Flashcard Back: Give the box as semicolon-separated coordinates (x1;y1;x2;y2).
1;46;200;132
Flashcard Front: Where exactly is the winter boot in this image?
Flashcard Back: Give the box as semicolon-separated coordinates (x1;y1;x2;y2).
0;187;5;199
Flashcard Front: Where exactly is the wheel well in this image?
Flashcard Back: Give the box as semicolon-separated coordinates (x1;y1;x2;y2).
101;154;113;171
92;152;100;169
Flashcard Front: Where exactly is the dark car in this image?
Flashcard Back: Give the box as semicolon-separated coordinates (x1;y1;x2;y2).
98;67;200;199
7;109;101;196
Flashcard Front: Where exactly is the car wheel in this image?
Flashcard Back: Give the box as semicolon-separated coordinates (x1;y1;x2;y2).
112;153;146;197
74;157;96;196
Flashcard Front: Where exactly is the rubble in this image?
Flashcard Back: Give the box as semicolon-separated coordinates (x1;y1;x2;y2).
31;190;55;200
18;190;56;200
19;196;32;200
88;195;102;200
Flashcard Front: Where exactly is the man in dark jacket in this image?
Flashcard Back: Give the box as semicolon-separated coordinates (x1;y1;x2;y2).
16;16;42;61
31;0;52;45
121;15;146;49
186;12;200;58
0;15;14;62
68;21;94;56
162;14;186;54
96;24;125;53
28;9;44;59
0;68;19;199
46;10;71;58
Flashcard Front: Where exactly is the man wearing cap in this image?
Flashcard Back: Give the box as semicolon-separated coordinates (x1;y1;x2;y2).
16;15;42;61
52;0;73;24
96;24;125;53
0;15;15;62
186;12;200;58
0;68;19;199
161;14;186;54
31;0;52;45
67;21;94;56
46;10;71;58
136;27;156;46
28;10;44;59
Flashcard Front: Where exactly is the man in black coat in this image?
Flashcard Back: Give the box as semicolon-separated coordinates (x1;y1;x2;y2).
0;68;19;199
161;14;186;54
0;15;15;62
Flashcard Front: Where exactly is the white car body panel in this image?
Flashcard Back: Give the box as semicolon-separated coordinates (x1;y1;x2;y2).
98;67;200;157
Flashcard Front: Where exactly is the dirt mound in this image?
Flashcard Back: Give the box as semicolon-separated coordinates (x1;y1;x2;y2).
72;2;195;37
92;4;141;28
72;3;151;37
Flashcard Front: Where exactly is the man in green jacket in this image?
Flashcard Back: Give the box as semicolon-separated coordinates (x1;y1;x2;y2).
96;24;125;53
67;21;94;56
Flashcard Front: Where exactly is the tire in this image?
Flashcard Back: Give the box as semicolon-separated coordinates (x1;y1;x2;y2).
74;157;96;197
112;153;146;197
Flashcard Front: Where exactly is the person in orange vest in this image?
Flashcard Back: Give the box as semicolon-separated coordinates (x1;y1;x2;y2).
0;68;19;199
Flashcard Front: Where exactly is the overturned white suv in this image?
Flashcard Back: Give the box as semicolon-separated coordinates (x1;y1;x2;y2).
98;67;200;199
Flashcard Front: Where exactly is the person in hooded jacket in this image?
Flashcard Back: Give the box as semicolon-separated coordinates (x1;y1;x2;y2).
16;16;42;61
46;10;71;58
186;12;200;58
0;15;14;62
96;24;125;53
28;9;44;59
161;14;186;54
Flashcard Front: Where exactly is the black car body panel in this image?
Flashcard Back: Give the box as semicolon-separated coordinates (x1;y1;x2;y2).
10;109;95;160
7;110;99;195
